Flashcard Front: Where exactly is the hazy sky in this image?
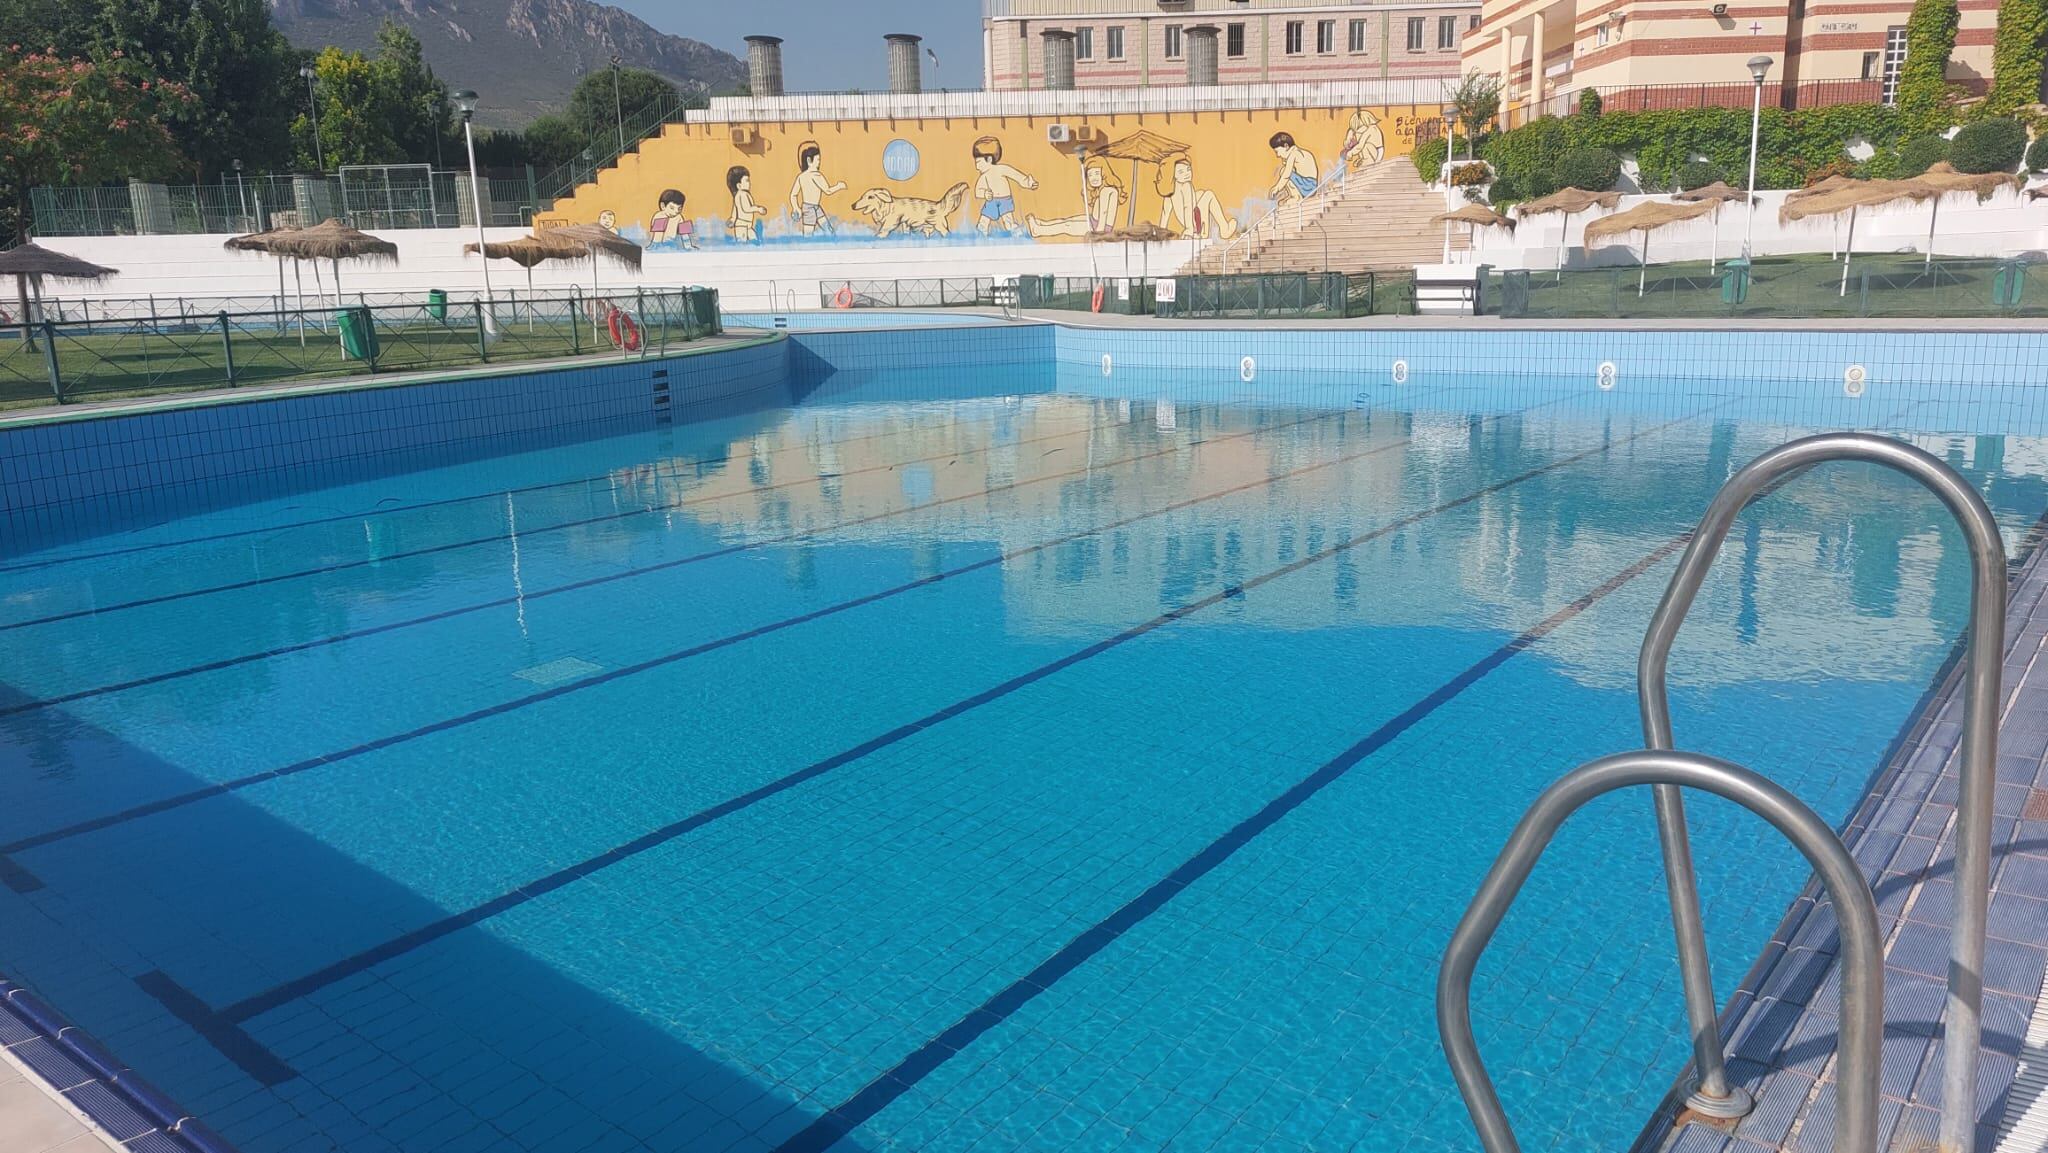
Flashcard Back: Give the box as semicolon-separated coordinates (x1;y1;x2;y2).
629;1;988;92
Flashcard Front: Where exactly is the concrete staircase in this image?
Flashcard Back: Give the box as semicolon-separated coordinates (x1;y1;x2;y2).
1183;160;1466;275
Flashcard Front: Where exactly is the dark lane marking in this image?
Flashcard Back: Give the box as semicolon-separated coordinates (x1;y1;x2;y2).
1;395;1490;860
0;406;1052;576
0;403;1392;718
772;531;1697;1153
0;406;1166;632
129;407;1701;1084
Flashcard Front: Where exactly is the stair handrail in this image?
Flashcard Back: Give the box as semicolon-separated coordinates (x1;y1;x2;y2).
535;87;695;208
1204;162;1350;276
1637;432;2005;1150
1439;749;1883;1153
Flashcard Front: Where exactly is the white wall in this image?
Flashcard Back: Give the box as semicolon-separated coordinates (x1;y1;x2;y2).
1436;184;2048;272
38;229;1185;312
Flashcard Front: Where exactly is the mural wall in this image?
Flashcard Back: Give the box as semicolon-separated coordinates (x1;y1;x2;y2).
542;106;1439;249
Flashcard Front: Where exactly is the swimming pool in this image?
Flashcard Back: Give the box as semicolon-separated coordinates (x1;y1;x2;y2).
1;331;2043;1153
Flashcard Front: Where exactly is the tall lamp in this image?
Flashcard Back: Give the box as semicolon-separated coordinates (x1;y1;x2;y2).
299;64;324;172
1442;105;1463;164
1743;54;1773;257
455;89;494;317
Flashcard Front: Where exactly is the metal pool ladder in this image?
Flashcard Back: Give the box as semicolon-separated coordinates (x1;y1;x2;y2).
1438;433;2008;1153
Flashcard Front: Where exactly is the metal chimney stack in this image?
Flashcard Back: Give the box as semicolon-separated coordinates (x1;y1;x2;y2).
1185;25;1219;85
886;33;923;94
745;35;785;97
1041;29;1076;90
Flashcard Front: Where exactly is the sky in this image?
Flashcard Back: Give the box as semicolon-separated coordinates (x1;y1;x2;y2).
629;0;987;92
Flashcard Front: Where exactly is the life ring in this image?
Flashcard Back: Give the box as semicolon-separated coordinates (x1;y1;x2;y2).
833;284;855;309
1090;284;1104;313
607;308;641;351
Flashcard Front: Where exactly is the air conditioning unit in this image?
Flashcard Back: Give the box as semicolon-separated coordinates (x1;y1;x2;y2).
1047;124;1073;144
729;126;759;147
1072;126;1107;147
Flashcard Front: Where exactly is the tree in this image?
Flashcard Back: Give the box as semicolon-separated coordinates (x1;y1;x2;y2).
0;49;196;240
372;22;451;167
1442;71;1503;158
1897;0;1960;132
1988;0;2048;116
566;67;678;146
519;115;585;169
294;46;400;170
88;0;300;178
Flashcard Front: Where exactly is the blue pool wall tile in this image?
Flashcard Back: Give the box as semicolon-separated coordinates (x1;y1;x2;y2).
0;338;789;552
789;325;1056;402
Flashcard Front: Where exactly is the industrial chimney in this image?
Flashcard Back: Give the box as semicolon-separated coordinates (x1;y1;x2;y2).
1185;25;1220;86
885;33;923;94
745;35;785;97
1040;29;1076;90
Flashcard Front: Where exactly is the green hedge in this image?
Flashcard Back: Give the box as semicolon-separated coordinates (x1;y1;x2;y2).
1412;136;1448;183
1898;0;1961;132
1988;0;2047;117
1893;134;1952;175
1673;159;1726;190
1951;118;2028;172
1476;104;1902;195
2030;135;2048;172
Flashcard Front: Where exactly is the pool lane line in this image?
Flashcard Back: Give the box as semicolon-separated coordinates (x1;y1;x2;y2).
0;400;1412;720
767;527;1699;1153
124;405;1706;1086
0;402;1174;633
0;403;1086;576
0;390;1490;868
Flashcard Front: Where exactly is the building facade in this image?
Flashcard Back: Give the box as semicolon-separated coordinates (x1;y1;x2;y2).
983;0;1484;89
1462;0;2000;116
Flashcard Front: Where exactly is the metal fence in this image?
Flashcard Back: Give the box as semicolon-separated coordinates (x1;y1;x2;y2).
810;273;1414;319
1502;78;1891;128
1487;255;2040;319
819;279;1007;309
31;172;543;237
0;287;720;409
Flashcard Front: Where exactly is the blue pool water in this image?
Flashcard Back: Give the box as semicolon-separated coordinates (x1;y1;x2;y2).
1;358;2044;1153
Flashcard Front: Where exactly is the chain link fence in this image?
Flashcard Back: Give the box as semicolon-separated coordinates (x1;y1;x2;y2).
31;172;542;237
1487;255;2042;320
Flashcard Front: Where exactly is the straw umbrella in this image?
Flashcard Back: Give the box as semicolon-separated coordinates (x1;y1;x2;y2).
225;227;306;343
464;232;602;328
1788;174;1861;257
1582;199;1719;295
1914;162;2022;269
1431;204;1515;264
1102;130;1191;231
1515;189;1622;279
1672;182;1753;272
1778;176;1938;295
264;219;398;306
0;242;117;350
533;225;643;339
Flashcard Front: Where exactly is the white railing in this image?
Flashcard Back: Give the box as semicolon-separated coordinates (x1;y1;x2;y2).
694;79;1447;123
1200;162;1353;275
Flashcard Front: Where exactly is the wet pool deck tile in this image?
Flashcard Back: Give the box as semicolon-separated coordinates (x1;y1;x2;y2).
1643;526;2048;1153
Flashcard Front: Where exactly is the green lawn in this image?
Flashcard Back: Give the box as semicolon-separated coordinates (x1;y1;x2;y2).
1492;253;2040;320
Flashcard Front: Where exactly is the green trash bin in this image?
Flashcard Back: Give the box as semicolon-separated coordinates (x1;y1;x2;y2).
425;289;448;322
1721;258;1752;306
1994;260;2027;308
336;306;379;363
690;288;719;335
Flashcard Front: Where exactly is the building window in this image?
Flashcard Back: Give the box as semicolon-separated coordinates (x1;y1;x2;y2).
1226;22;1245;57
1285;21;1304;54
1596;22;1609;45
1438;15;1457;49
1860;50;1879;80
1075;26;1093;60
1406;17;1424;51
1881;25;1907;104
1469;14;1480;29
1349;18;1368;52
1166;24;1183;58
1318;19;1336;53
1106;25;1124;59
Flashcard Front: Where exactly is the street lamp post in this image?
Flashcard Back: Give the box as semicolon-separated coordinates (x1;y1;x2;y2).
299;64;324;172
609;55;625;153
455;89;494;317
232;159;249;229
1744;54;1773;258
1442;106;1462;165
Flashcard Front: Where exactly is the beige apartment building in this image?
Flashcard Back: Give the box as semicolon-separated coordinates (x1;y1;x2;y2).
1462;0;2001;116
983;0;1485;89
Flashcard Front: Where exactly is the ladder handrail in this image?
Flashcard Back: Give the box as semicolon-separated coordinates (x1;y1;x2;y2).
1638;433;2005;1150
1437;750;1884;1153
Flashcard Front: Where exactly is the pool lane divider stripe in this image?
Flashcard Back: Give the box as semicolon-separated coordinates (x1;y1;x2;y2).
1;392;1486;867
124;404;1704;1086
0;405;1075;577
0;402;1387;717
0;403;1184;632
770;528;1699;1153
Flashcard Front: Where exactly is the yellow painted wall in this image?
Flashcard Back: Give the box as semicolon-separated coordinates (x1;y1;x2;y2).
543;105;1442;248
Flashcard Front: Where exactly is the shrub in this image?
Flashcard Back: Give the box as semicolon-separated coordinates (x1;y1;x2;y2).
1673;159;1726;189
1553;145;1622;190
1989;0;2048;117
1949;118;2028;172
1805;157;1861;184
1412;136;1448;183
2029;134;2048;172
1897;0;1961;132
1893;134;1952;175
1578;89;1603;119
1488;172;1523;207
1449;162;1492;188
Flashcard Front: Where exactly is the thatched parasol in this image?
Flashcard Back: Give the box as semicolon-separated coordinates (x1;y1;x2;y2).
1673;182;1754;270
1914;162;2023;268
225;227;307;338
527;225;642;338
261;218;398;302
1583;199;1719;295
1430;204;1515;263
1515;189;1623;278
0;242;117;349
1103;130;1192;230
1779;176;1938;294
466;232;594;320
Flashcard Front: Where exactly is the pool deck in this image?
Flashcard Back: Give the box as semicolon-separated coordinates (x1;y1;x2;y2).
1642;523;2048;1153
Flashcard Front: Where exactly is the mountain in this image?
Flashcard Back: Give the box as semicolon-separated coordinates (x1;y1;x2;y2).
269;0;748;127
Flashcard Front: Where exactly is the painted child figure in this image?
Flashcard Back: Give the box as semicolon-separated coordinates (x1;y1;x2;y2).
727;167;767;243
972;136;1037;234
1268;132;1321;202
788;142;846;236
649;189;698;249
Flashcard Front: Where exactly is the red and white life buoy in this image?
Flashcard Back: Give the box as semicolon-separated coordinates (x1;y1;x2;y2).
833;284;855;309
607;308;641;351
1090;284;1105;313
